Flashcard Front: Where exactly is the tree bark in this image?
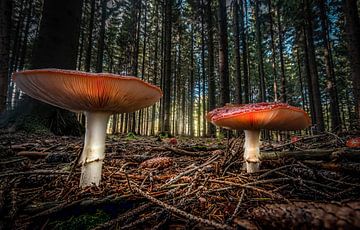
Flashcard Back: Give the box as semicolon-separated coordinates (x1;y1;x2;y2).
0;0;12;112
254;0;266;102
318;0;341;131
344;0;360;129
162;0;173;134
189;26;194;137
277;5;286;102
96;0;107;73
303;26;316;126
218;0;230;106
206;0;216;137
240;0;249;103
233;0;242;104
16;0;84;135
267;0;278;102
250;202;360;229
304;0;324;132
85;0;96;72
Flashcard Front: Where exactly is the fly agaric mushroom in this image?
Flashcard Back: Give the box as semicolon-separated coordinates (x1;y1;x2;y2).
346;137;360;148
13;69;162;187
207;102;311;173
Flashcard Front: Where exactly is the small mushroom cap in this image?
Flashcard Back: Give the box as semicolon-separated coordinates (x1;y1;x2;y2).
13;69;162;113
207;102;311;131
346;137;360;148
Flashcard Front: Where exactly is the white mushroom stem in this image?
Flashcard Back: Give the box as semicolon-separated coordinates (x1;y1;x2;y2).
243;130;261;173
79;111;110;187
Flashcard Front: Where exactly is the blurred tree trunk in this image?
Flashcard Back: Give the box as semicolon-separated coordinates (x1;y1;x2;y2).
189;26;194;137
233;0;242;104
344;0;360;129
254;0;266;102
0;0;12;112
200;0;207;136
206;0;216;137
14;0;84;135
150;1;159;136
303;25;316;126
96;0;107;73
85;0;96;72
240;0;249;103
162;0;173;135
267;0;278;102
318;0;341;131
218;0;230;106
18;0;33;71
304;0;324;132
277;5;286;103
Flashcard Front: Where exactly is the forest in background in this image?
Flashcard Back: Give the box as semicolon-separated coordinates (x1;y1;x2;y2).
0;0;359;137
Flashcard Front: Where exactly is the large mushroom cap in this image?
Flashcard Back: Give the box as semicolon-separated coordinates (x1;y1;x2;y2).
207;102;311;131
13;69;162;113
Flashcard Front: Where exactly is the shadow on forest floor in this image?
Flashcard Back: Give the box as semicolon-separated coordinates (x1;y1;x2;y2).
0;130;360;229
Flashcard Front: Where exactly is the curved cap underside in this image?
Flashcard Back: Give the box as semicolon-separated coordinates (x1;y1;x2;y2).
207;102;311;131
13;69;163;113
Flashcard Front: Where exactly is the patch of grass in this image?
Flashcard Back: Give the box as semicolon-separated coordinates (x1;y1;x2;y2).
48;209;110;230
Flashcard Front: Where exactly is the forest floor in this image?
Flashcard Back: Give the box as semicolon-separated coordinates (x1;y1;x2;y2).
0;130;360;230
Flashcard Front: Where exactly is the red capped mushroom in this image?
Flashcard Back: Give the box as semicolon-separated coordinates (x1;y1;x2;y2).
207;102;311;173
13;69;162;187
346;137;360;148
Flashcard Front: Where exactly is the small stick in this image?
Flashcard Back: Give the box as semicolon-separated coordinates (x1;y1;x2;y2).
227;189;245;223
160;155;220;189
131;183;236;230
258;164;298;179
0;170;69;178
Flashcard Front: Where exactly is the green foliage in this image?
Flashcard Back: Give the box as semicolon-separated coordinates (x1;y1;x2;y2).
48;210;110;230
125;132;137;140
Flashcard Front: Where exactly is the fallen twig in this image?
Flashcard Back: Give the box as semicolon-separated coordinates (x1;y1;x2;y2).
131;182;236;230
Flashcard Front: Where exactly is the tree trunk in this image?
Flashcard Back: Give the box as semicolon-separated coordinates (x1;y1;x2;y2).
218;0;230;106
9;0;26;75
304;0;324;132
277;5;286;103
254;0;266;102
0;0;12;112
14;0;84;136
267;0;278;102
150;1;159;136
85;0;96;72
303;25;316;126
189;26;194;137
233;0;242;104
162;0;173;135
96;0;107;73
318;0;341;131
344;0;360;129
206;0;216;137
200;1;207;136
18;0;33;71
240;0;249;103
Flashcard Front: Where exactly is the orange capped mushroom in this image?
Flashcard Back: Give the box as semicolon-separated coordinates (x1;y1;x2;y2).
13;69;162;187
207;102;311;172
346;137;360;148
